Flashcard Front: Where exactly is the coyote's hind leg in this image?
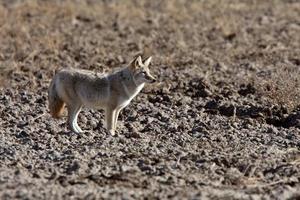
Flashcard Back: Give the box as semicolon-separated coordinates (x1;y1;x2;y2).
113;107;122;131
67;104;82;133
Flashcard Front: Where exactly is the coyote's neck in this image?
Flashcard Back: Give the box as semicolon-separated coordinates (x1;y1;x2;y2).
123;83;144;103
119;68;144;99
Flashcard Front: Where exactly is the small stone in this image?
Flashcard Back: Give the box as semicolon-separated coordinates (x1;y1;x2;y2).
16;130;29;138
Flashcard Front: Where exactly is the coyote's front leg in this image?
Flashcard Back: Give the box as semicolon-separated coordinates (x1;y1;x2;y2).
105;107;116;136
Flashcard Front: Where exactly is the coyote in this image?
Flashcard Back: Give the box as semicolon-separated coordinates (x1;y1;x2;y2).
48;56;156;135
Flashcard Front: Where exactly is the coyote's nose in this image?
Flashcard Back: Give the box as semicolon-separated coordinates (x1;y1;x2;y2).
147;74;156;83
149;76;156;83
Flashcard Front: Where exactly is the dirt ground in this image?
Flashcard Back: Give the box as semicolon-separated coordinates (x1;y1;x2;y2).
0;0;300;199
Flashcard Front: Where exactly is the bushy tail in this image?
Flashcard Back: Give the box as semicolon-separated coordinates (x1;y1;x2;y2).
48;78;65;118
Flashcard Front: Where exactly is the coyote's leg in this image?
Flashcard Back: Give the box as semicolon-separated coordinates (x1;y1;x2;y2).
67;104;82;133
113;108;122;131
105;107;116;136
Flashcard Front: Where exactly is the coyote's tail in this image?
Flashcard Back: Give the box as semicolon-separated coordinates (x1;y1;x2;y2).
48;78;65;118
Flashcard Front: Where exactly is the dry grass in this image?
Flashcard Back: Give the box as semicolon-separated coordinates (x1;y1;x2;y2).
0;0;299;89
0;0;205;85
255;66;300;113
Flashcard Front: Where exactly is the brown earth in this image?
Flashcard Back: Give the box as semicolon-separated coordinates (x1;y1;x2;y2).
0;0;300;199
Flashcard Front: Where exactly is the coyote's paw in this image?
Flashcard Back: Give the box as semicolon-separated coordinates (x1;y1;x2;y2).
72;130;82;134
108;129;116;136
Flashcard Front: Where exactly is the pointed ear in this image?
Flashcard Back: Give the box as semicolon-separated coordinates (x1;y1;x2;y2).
136;56;143;66
129;56;142;70
144;56;152;66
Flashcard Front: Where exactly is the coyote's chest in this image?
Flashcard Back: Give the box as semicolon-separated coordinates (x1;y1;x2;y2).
118;83;144;108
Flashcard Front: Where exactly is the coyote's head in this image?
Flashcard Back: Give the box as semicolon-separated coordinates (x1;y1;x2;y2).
129;56;156;84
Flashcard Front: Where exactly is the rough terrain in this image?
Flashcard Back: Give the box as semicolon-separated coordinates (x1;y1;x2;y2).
0;0;300;199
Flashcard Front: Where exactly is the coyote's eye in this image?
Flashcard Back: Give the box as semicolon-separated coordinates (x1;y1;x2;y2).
141;72;147;76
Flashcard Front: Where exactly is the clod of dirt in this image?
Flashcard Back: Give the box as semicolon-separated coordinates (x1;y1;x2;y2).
238;83;256;96
16;130;29;138
66;161;81;175
223;32;237;41
213;62;228;72
224;167;243;185
219;104;236;117
125;124;141;138
283;111;300;128
185;78;213;98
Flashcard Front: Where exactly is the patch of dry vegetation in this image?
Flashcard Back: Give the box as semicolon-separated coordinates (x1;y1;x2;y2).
0;0;203;87
0;0;299;97
255;66;300;113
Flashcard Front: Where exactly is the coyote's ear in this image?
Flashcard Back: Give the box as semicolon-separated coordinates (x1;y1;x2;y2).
144;56;152;66
136;56;143;67
129;56;141;70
